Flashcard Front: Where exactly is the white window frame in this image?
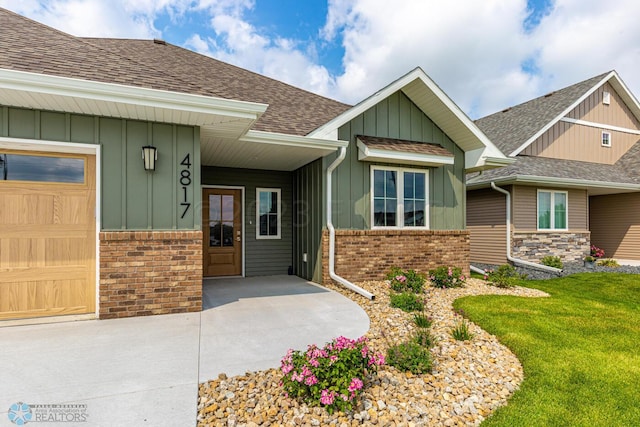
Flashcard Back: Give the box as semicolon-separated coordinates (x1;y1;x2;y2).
537;189;568;231
256;187;281;239
601;131;611;147
370;165;429;229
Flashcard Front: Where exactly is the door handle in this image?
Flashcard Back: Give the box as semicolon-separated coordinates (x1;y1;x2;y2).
236;237;241;242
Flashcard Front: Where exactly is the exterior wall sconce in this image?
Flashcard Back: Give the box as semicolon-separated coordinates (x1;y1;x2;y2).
142;145;157;171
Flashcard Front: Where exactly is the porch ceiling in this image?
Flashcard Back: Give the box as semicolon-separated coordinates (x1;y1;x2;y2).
200;129;348;171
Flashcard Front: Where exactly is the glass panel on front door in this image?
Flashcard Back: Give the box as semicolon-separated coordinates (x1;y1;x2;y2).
209;195;236;247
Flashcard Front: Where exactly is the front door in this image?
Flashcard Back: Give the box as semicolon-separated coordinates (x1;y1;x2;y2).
202;188;242;277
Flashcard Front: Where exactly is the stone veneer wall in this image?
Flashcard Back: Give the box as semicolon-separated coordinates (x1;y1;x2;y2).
99;231;203;319
511;231;590;262
321;229;469;285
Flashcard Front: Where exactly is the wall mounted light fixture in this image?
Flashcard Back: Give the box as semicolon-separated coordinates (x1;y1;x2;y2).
142;145;157;171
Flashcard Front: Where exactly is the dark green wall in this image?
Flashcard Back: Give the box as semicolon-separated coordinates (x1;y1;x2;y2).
332;91;466;230
293;158;324;282
0;106;200;230
201;166;293;276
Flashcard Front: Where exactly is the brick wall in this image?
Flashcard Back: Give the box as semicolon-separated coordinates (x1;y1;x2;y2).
322;229;469;285
512;231;590;262
99;231;202;319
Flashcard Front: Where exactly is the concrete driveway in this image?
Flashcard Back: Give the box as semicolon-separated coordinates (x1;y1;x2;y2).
0;276;369;427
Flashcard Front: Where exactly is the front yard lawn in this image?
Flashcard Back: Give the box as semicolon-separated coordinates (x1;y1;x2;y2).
454;273;640;427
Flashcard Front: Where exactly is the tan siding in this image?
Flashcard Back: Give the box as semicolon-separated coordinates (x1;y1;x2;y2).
590;193;640;260
524;82;640;163
567;82;640;129
523;121;640;164
467;189;507;264
512;186;587;231
512;186;537;230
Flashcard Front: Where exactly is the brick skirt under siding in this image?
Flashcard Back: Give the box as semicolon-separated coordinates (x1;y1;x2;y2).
322;229;469;285
99;231;203;319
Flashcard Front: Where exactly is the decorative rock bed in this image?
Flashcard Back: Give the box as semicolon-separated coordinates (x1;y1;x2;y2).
197;279;548;426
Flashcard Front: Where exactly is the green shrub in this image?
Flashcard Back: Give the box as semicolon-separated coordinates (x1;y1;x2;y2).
597;258;619;267
484;264;527;288
429;266;466;289
451;320;474;341
413;329;435;348
386;267;425;293
541;255;563;269
413;313;432;328
386;341;432;374
389;292;424;312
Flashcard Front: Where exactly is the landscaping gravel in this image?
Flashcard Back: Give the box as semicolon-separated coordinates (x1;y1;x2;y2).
197;279;548;426
472;261;640;281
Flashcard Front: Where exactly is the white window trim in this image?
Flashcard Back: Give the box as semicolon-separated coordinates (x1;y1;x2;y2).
370;165;429;229
256;187;282;239
601;131;612;147
537;189;568;231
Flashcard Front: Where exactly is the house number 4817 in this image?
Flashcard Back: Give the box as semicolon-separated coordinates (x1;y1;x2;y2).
180;154;192;219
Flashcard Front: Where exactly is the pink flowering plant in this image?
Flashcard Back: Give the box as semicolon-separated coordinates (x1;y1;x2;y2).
385;267;425;293
590;245;605;258
280;336;385;414
429;266;466;288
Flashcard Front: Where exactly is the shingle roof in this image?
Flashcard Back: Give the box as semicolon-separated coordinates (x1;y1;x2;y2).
475;72;610;155
467;155;640;186
0;8;351;136
617;141;640;181
356;135;454;157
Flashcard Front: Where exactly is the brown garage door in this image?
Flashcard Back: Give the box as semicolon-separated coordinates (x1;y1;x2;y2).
0;150;96;320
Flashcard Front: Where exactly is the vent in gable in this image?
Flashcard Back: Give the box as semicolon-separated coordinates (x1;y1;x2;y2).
603;91;611;105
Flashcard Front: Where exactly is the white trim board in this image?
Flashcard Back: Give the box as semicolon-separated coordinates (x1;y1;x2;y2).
559;117;640;135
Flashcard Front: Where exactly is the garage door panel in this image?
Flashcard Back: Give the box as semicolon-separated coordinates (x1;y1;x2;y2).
0;151;95;321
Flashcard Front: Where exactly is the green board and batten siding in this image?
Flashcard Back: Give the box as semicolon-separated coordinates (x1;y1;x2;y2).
201;166;293;277
293;158;325;282
293;91;467;281
332;90;466;230
0;106;200;230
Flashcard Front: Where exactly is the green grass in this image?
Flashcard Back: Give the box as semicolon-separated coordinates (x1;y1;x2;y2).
454;273;640;427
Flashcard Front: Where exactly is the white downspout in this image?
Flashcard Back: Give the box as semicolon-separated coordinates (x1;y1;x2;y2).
491;182;562;274
327;147;375;300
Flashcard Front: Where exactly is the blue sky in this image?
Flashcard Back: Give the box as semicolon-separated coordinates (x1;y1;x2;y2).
2;0;639;119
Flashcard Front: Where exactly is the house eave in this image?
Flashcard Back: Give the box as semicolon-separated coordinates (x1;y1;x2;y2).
0;68;268;128
467;174;640;194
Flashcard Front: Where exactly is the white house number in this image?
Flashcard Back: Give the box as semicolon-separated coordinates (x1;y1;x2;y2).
180;154;192;219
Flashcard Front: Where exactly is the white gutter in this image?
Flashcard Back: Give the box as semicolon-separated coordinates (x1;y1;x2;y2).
327;147;375;300
490;182;563;274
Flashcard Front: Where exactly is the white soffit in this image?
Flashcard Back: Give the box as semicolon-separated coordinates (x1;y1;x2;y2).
0;68;267;134
200;129;348;171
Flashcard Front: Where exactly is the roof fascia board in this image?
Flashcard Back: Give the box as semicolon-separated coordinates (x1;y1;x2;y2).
510;71;616;156
241;129;348;150
0;68;268;122
469;174;640;191
465;147;515;172
356;140;454;166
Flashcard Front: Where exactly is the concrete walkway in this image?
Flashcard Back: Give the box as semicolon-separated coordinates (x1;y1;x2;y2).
0;276;369;427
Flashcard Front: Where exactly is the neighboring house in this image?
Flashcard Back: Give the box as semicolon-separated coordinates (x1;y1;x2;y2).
0;8;507;322
467;71;640;266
